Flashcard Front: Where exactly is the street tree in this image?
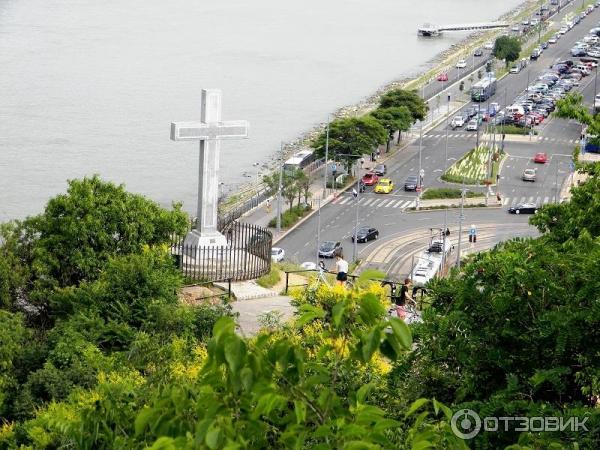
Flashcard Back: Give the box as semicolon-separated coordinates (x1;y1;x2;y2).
379;89;428;121
312;116;387;170
370;106;413;148
492;35;521;67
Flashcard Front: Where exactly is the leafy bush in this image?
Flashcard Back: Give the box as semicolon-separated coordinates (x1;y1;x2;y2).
501;124;538;135
268;204;311;228
421;188;484;199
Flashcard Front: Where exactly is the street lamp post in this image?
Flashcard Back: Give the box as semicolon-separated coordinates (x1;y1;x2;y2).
417;120;423;209
456;178;467;269
276;143;284;233
316;197;321;263
323;116;330;197
444;93;451;174
353;163;361;262
593;63;599;114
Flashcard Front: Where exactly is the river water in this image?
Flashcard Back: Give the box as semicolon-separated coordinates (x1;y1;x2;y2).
0;0;524;220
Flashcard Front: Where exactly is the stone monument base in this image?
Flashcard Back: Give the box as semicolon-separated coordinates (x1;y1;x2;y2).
184;229;228;248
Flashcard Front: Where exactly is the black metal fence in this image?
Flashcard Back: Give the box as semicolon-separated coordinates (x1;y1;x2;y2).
218;189;272;230
171;221;272;282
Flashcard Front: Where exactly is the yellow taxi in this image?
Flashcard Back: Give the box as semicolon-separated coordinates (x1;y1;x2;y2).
374;178;394;194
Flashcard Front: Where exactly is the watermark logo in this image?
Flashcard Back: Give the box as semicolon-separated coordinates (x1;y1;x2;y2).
451;409;482;439
450;409;589;440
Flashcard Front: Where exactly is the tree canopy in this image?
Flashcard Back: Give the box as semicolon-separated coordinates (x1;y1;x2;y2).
2;169;600;448
312;116;387;166
378;89;428;122
493;36;521;67
370;106;413;148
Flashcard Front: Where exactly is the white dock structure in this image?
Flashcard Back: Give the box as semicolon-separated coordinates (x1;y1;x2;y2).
418;22;509;36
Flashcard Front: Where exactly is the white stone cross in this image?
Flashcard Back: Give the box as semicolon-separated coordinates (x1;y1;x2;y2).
171;89;249;247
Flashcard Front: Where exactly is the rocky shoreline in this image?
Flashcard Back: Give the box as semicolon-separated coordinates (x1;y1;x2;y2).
241;0;536;186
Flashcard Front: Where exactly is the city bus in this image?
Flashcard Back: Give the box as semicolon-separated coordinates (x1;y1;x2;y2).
471;76;497;102
283;150;315;174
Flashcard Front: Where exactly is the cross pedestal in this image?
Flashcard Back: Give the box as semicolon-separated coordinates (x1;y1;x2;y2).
171;89;249;249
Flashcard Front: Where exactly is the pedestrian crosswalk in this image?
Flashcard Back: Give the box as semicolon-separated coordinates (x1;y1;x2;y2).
537;136;579;144
501;195;553;206
333;195;415;209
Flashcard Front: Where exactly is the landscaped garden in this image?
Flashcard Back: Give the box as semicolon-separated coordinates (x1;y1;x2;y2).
442;144;504;185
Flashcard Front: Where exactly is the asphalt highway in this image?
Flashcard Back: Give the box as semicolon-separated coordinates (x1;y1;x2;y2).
277;3;600;273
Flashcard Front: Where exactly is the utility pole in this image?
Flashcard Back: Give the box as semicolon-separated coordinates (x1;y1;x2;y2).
442;208;448;272
352;162;361;263
476;100;481;148
593;63;599;114
444;93;451;174
276;142;284;233
417;120;423;209
554;159;560;203
323;116;330;197
456;178;466;269
316;197;321;263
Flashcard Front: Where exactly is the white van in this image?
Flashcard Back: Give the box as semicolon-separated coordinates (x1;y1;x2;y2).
506;105;525;116
576;64;590;75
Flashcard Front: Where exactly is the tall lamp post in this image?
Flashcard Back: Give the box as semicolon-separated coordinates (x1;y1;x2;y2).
323;116;330;197
276;143;284;233
455;178;468;270
444;93;451;172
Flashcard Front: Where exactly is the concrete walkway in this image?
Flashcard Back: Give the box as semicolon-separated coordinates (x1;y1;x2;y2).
232;295;295;336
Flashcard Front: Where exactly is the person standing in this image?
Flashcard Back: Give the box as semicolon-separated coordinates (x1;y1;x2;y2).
335;254;349;286
394;278;413;319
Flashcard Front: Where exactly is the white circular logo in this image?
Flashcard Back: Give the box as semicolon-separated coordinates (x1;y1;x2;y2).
451;409;482;439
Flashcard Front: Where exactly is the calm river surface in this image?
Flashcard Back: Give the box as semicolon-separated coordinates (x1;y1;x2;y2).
0;0;524;220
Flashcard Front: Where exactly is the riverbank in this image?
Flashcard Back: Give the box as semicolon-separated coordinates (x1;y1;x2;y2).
244;0;548;185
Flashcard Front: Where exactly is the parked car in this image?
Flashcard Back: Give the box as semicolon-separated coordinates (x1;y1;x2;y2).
271;247;285;262
300;261;317;270
534;152;548;163
351;226;379;243
530;48;542;60
437;72;449;82
404;175;419;191
510;64;522;73
319;241;343;258
456;59;467;69
522;168;537;182
474;48;483;57
484;41;494;49
373;164;387;176
374;178;394;194
549;36;558;44
361;172;379;186
508;202;538;214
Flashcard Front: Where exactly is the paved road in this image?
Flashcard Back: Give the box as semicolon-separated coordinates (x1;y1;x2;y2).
277;2;599;270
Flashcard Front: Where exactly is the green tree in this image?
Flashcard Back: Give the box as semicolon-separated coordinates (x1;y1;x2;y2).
23;175;188;289
370;106;413;148
312;117;387;169
379;89;428;122
493;35;521;67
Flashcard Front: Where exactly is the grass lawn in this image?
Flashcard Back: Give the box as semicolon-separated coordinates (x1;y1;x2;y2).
442;145;505;185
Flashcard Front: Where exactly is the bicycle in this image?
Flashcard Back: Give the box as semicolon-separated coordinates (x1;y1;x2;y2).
388;297;422;324
312;261;354;289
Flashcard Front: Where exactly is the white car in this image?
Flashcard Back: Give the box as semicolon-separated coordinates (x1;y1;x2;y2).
271;247;285;262
466;119;478;131
300;261;317;270
456;59;467;69
510;65;521;74
451;115;465;128
549;36;557;44
484;41;494;49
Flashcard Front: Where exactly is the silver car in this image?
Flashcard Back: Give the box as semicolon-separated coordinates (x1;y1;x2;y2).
522;168;537;182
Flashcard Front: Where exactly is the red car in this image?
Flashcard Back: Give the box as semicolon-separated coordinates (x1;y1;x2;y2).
361;172;379;186
529;112;544;124
534;152;548;163
437;73;449;82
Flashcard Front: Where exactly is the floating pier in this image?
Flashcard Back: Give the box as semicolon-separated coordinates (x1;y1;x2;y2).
418;22;509;37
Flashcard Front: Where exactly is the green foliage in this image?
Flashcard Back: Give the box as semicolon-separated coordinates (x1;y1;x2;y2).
312;117;388;166
256;266;281;288
500;124;538;135
22;175;188;289
379;89;428;121
268;204;312;228
369;106;413;140
493;36;521;67
421;188;484;200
